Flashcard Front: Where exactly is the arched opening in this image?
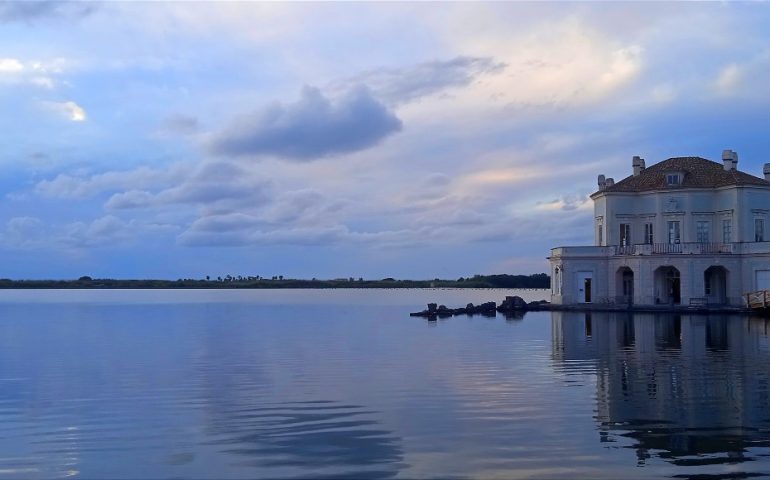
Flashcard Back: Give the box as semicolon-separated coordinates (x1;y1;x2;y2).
704;266;728;305
616;267;634;305
654;266;681;305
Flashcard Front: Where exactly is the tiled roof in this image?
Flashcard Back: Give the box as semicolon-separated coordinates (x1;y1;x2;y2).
599;156;770;194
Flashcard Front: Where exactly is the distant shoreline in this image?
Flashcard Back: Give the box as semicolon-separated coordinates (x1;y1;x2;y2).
0;274;550;290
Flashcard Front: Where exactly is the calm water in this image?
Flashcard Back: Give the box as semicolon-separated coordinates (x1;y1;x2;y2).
1;289;770;479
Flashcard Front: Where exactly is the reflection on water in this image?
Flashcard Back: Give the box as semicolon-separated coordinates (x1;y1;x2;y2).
0;302;408;479
6;290;770;479
553;311;770;475
205;400;403;479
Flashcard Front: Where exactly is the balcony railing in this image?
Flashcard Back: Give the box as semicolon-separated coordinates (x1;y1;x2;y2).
551;242;770;258
554;242;770;258
614;245;637;255
613;242;733;256
652;243;682;254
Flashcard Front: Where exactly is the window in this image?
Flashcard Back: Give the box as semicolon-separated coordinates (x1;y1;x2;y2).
722;219;732;243
598;225;603;246
644;223;653;244
705;275;712;295
553;267;560;294
666;174;681;186
619;223;631;246
696;221;710;243
667;221;680;244
756;218;765;242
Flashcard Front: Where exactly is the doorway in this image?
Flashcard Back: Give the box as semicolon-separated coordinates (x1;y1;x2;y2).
655;266;681;305
576;271;593;303
616;267;634;305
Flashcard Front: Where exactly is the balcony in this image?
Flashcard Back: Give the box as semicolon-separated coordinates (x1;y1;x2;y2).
614;242;733;255
549;246;615;258
552;242;770;259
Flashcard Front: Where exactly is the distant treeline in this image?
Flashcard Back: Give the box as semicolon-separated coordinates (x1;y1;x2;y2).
0;273;550;289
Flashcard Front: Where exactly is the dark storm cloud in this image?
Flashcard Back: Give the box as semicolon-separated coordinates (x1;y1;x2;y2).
208;86;402;161
338;56;506;105
0;1;97;23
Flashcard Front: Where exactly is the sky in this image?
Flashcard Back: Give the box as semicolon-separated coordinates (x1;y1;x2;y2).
3;1;770;280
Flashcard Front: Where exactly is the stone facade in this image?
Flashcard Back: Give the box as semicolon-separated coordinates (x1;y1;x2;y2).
549;151;770;307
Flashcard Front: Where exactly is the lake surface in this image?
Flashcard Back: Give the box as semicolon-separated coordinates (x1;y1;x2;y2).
1;289;770;479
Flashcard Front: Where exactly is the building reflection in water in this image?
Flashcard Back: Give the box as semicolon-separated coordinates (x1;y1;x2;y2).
552;311;770;467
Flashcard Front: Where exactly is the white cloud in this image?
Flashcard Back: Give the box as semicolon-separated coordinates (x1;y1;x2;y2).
42;100;87;122
715;63;742;95
394;17;645;125
0;57;67;89
535;195;592;212
30;76;55;89
0;58;23;73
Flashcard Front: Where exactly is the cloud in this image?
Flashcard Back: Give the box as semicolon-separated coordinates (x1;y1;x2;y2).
63;215;178;248
391;19;644;124
335;56;506;105
64;215;131;247
36;165;185;199
424;173;451;187
715;64;741;94
1;217;44;248
257;189;330;224
0;57;66;89
158;114;200;136
42;100;87;121
0;214;178;251
178;223;358;247
105;190;155;210
535;194;592;212
711;53;770;99
185;213;260;233
208;85;402;161
105;161;271;211
0;1;96;23
0;58;23;73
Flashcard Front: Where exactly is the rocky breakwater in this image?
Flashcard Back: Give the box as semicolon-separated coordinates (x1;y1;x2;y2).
410;296;550;319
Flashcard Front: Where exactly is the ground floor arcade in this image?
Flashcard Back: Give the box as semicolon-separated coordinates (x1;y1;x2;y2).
549;253;770;307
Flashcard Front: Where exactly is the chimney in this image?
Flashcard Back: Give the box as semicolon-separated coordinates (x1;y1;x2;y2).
722;149;738;171
605;177;615;187
764;163;770;181
598;174;606;190
632;156;646;176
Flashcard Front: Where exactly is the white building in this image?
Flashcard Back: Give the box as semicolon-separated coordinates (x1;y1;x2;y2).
549;150;770;307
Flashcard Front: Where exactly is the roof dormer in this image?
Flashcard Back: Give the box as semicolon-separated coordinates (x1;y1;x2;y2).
664;170;684;187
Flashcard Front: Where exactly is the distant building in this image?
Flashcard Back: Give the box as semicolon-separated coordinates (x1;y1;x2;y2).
549;150;770;306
